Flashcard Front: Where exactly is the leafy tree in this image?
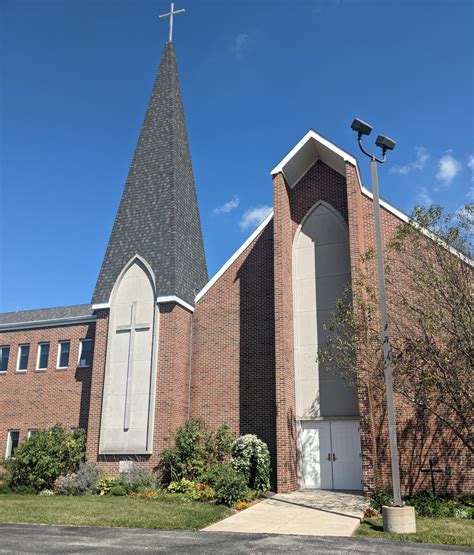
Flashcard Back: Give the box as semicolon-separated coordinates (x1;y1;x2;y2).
3;426;86;491
159;419;235;483
318;204;473;453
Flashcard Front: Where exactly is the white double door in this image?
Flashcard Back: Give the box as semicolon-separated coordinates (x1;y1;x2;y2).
300;420;362;491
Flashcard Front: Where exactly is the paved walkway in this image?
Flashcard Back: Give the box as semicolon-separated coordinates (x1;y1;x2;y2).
203;490;370;536
0;523;470;554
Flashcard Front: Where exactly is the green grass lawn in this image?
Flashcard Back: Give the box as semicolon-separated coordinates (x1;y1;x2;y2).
0;494;231;530
357;517;474;548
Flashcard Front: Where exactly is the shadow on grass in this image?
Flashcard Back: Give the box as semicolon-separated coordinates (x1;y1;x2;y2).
362;519;384;532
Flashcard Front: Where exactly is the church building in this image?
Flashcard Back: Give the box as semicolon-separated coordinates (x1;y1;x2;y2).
1;27;470;495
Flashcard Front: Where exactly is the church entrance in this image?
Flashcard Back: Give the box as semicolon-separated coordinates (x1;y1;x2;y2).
299;420;362;491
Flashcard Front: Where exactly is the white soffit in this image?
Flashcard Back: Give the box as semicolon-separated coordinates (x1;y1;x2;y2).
270;129;360;188
272;130;473;265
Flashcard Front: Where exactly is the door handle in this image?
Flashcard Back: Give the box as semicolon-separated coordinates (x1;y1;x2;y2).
332;453;337;461
326;453;331;461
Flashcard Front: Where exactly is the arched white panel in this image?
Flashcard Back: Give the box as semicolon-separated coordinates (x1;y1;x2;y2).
99;257;158;454
293;202;358;418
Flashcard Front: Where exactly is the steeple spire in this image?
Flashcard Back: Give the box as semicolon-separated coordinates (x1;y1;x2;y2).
93;42;207;307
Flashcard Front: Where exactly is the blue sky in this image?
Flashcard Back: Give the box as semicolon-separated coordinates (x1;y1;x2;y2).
1;0;472;312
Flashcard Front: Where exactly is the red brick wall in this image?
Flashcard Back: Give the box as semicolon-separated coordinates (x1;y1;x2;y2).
153;302;193;456
273;160;350;492
190;221;276;475
0;321;95;456
85;310;109;464
273;171;297;493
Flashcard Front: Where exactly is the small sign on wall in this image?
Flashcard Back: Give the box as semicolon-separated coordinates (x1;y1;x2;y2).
119;460;134;474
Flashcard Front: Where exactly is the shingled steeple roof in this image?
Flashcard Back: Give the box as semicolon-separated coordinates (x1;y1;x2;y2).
93;42;207;307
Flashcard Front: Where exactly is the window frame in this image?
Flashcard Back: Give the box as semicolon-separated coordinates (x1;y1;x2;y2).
27;429;39;439
56;341;71;369
0;345;10;373
5;429;20;458
78;339;92;368
16;344;30;372
36;342;50;371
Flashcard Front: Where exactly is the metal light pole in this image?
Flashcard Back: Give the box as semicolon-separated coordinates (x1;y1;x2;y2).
351;119;403;508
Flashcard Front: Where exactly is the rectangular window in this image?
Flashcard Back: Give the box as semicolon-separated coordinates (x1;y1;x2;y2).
57;341;70;369
0;346;9;372
36;343;50;370
27;429;38;439
6;430;20;458
17;345;30;372
78;339;92;368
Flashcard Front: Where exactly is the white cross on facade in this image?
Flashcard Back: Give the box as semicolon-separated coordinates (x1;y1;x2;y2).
159;2;185;43
116;302;151;430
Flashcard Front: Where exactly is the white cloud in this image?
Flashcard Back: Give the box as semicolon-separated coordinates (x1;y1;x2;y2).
213;196;239;215
467;186;474;202
436;152;461;186
390;146;429;175
468;155;474;181
416;186;433;207
232;33;251;61
239;205;272;230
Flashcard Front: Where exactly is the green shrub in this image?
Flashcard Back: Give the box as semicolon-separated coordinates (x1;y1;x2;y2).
405;490;472;518
11;484;37;495
159;419;235;483
167;479;194;494
205;424;235;465
190;482;215;502
371;488;474;519
369;485;393;512
202;464;248;506
97;477;119;496
54;462;99;496
3;426;86;492
119;466;158;494
110;485;127;496
231;434;271;492
460;494;474;507
0;482;12;494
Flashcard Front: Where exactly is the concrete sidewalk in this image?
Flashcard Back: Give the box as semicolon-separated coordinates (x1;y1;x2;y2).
203;490;369;536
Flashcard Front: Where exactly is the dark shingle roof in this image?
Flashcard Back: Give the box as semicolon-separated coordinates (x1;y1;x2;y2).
0;304;94;329
92;42;208;306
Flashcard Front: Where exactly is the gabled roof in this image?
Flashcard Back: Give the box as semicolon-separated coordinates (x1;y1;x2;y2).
0;304;95;331
271;129;473;266
270;129;361;188
270;128;408;222
92;42;207;307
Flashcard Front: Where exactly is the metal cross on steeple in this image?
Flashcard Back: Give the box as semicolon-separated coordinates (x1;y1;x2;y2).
159;2;185;43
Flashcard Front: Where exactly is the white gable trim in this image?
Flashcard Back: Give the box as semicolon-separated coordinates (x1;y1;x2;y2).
156;295;195;313
195;211;274;304
271;129;357;174
360;186;472;265
361;186;410;223
92;303;110;310
270;129;364;188
271;129;472;266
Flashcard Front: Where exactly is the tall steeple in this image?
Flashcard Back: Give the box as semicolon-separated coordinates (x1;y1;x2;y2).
93;41;207;307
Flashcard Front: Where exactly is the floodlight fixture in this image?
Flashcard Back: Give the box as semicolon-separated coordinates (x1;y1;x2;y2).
375;134;396;152
351;118;373;137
